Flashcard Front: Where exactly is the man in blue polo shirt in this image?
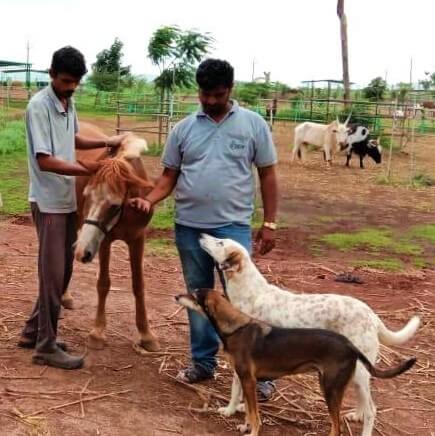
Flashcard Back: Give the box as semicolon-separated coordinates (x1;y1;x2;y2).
18;46;125;370
129;59;278;399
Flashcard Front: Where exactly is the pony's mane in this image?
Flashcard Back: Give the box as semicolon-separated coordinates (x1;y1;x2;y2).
88;158;154;197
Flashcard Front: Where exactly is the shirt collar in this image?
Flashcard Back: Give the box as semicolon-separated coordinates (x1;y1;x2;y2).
47;84;70;114
196;99;239;119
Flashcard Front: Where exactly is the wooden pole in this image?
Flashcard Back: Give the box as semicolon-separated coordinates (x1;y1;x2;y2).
409;94;417;184
386;100;398;180
310;82;314;120
337;0;350;108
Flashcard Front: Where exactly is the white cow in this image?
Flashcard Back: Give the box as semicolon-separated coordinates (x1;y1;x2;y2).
393;109;405;119
292;115;352;167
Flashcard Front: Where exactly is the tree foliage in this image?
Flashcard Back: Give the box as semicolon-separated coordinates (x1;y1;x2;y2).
419;71;435;90
89;38;132;91
396;82;412;103
363;77;387;101
148;26;213;97
234;82;271;105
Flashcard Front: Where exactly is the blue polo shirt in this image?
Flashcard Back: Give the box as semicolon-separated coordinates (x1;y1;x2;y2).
161;101;277;228
26;85;78;213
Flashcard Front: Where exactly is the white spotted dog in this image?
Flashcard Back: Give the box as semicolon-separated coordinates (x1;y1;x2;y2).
199;234;420;436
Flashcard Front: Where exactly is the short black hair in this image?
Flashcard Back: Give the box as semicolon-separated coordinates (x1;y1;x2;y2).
196;59;234;90
51;46;87;78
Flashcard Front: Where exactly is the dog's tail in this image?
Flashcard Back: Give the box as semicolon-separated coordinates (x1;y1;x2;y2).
377;315;420;346
356;348;416;379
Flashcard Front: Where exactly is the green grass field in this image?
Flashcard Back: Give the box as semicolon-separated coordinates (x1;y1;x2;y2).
0;119;29;216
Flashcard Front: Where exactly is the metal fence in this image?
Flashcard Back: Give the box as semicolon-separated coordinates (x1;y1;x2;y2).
1;85;434;143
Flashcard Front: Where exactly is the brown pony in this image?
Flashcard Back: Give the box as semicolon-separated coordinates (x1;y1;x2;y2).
71;122;160;351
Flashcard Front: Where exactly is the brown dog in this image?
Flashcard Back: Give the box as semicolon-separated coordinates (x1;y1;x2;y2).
175;289;416;436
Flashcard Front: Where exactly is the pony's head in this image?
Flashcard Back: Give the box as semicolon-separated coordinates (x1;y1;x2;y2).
75;157;153;263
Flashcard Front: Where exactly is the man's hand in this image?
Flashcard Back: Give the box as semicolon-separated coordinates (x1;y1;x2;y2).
106;133;128;152
127;197;152;213
255;226;276;255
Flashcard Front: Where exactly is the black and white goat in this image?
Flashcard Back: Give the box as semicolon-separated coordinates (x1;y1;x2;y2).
343;124;382;169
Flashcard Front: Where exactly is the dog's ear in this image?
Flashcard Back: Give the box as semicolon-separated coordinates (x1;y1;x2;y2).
219;250;243;272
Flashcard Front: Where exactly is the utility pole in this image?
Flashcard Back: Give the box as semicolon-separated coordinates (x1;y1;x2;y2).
337;0;350;107
26;40;31;100
409;57;413;88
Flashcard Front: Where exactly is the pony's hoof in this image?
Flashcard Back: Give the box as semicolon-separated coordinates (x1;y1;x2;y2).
61;297;74;310
87;333;106;350
345;410;364;422
237;424;250;434
138;336;160;352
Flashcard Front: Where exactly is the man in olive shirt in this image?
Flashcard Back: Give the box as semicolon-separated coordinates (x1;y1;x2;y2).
19;46;125;369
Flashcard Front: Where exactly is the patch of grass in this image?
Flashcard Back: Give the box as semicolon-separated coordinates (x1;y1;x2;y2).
352;258;404;272
0;119;31;216
150;198;175;230
310;243;326;257
409;224;435;244
145;238;177;257
375;174;392;186
410;173;434;187
252;205;263;229
146;143;164;157
0;151;29;216
376;173;434;189
413;258;429;269
306;143;319;152
319;228;423;255
0;120;26;154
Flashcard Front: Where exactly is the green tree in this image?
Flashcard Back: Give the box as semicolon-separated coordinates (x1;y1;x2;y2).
89;38;132;92
234;82;271;105
148;26;213;104
396;82;412;103
419;71;434;90
363;77;387;101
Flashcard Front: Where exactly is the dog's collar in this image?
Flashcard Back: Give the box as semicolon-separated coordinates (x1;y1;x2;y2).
200;303;251;344
223;321;252;338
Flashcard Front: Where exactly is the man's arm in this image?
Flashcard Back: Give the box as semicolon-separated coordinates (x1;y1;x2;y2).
128;167;180;212
258;165;278;223
36;154;91;176
75;134;105;150
75;133;127;150
255;164;278;255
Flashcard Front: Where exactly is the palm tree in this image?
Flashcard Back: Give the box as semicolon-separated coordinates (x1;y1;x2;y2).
337;0;350;106
148;26;213;144
148;26;213;110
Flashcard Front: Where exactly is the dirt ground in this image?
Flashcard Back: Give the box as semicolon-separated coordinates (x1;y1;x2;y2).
0;117;434;435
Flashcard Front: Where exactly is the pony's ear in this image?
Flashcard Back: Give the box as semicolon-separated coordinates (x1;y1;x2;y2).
119;160;155;190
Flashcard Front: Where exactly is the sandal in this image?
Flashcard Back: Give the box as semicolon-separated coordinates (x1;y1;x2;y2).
176;364;214;384
257;380;276;402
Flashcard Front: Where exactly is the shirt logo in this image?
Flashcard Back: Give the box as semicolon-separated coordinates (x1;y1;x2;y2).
230;143;245;150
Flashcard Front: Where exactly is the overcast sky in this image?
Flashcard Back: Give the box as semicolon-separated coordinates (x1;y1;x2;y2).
1;0;434;88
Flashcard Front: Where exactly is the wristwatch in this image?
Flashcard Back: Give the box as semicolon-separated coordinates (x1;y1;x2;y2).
263;222;277;230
